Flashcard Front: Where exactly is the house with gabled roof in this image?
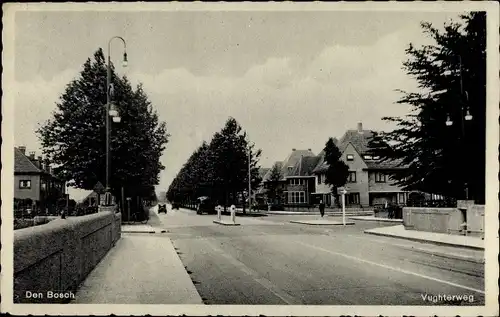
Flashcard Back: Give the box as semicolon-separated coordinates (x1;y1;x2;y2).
261;149;320;205
312;123;410;207
14;146;66;207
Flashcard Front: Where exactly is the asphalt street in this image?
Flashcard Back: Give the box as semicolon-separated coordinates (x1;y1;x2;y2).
148;206;484;305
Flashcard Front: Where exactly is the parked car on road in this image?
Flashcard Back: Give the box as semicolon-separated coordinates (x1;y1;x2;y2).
196;196;216;214
158;203;167;214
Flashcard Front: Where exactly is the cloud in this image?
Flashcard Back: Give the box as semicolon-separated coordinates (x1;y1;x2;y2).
14;29;419;194
124;30;417;190
14;69;79;150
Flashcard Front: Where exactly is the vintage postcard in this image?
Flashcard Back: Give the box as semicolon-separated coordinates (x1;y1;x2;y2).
1;2;499;316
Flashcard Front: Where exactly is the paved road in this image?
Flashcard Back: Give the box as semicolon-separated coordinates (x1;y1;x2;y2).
151;206;484;305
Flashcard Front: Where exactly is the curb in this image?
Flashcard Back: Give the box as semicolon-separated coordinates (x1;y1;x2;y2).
213;220;241;226
168;238;205;304
265;212;374;216
364;230;484;251
406;246;485;264
121;229;168;234
349;217;403;223
290;220;355;226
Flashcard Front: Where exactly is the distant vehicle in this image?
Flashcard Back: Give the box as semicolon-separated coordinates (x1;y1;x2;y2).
196;196;216;215
171;201;180;210
158;203;167;214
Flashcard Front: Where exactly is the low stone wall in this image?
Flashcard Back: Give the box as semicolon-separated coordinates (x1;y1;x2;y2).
14;207;121;303
403;203;484;237
465;205;485;237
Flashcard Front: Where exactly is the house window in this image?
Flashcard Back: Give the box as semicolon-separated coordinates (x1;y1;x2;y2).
346;193;360;205
19;180;31;189
287;166;293;172
375;172;386;183
287;191;306;204
398;193;407;204
373;156;380;160
348;171;356;183
317;174;323;184
346;154;354;161
363;155;373;160
289;178;305;185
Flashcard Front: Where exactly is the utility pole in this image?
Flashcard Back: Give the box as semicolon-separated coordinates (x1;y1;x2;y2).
248;148;252;212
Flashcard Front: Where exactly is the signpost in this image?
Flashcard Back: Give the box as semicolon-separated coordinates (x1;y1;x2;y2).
337;187;348;226
126;197;132;221
230;204;236;224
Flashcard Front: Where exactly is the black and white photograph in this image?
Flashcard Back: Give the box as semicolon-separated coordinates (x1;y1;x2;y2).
1;2;498;316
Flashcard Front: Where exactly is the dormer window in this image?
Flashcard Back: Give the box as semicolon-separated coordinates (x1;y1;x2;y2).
346;154;354;161
287;166;293;172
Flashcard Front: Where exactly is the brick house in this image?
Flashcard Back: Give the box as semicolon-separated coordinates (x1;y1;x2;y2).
262;149;319;205
14;146;66;209
312;123;410;207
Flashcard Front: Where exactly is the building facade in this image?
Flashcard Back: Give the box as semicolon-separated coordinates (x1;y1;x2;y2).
14;146;66;208
258;123;411;208
312;123;410;207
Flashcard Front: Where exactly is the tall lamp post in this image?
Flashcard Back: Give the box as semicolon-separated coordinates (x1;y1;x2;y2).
248;148;252;213
104;36;128;205
444;54;472;200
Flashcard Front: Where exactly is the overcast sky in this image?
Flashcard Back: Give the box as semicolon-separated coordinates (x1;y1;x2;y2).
12;8;463;200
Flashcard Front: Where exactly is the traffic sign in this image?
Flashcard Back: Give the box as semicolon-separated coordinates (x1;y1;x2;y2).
337;187;348;195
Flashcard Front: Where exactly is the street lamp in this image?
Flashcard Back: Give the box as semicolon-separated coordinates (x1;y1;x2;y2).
445;54;472;200
105;36;128;205
248;148;252;213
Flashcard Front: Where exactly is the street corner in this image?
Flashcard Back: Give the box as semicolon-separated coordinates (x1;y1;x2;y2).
290;220;355;226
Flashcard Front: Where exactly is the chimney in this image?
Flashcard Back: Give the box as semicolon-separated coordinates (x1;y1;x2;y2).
29;151;36;160
308;148;311;151
292;148;296;151
18;146;26;155
357;122;363;133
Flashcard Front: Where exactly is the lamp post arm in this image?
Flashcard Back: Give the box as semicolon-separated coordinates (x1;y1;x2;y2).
105;36;127;201
108;36;127;63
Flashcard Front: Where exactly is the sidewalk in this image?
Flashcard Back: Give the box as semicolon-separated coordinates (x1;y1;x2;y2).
364;225;484;250
121;224;166;233
72;235;203;304
262;210;374;216
290;219;355;226
349;216;403;223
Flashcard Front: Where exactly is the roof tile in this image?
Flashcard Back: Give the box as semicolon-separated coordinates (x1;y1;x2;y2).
14;147;42;173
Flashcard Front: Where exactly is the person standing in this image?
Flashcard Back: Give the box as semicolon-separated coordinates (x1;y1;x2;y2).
319;200;325;218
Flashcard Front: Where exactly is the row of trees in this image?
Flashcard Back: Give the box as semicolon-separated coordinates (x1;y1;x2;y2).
167;117;262;211
37;48;169;214
369;12;486;204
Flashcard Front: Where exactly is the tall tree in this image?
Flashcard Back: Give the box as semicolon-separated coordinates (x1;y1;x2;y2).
323;137;349;204
266;163;283;204
368;12;486;203
206;117;261;210
37;48;169;202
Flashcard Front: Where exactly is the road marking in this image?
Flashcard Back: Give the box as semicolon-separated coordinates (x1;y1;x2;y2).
295;240;485;295
200;238;302;305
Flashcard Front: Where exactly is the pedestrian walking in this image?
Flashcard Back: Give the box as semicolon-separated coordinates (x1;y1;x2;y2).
319;200;325;218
